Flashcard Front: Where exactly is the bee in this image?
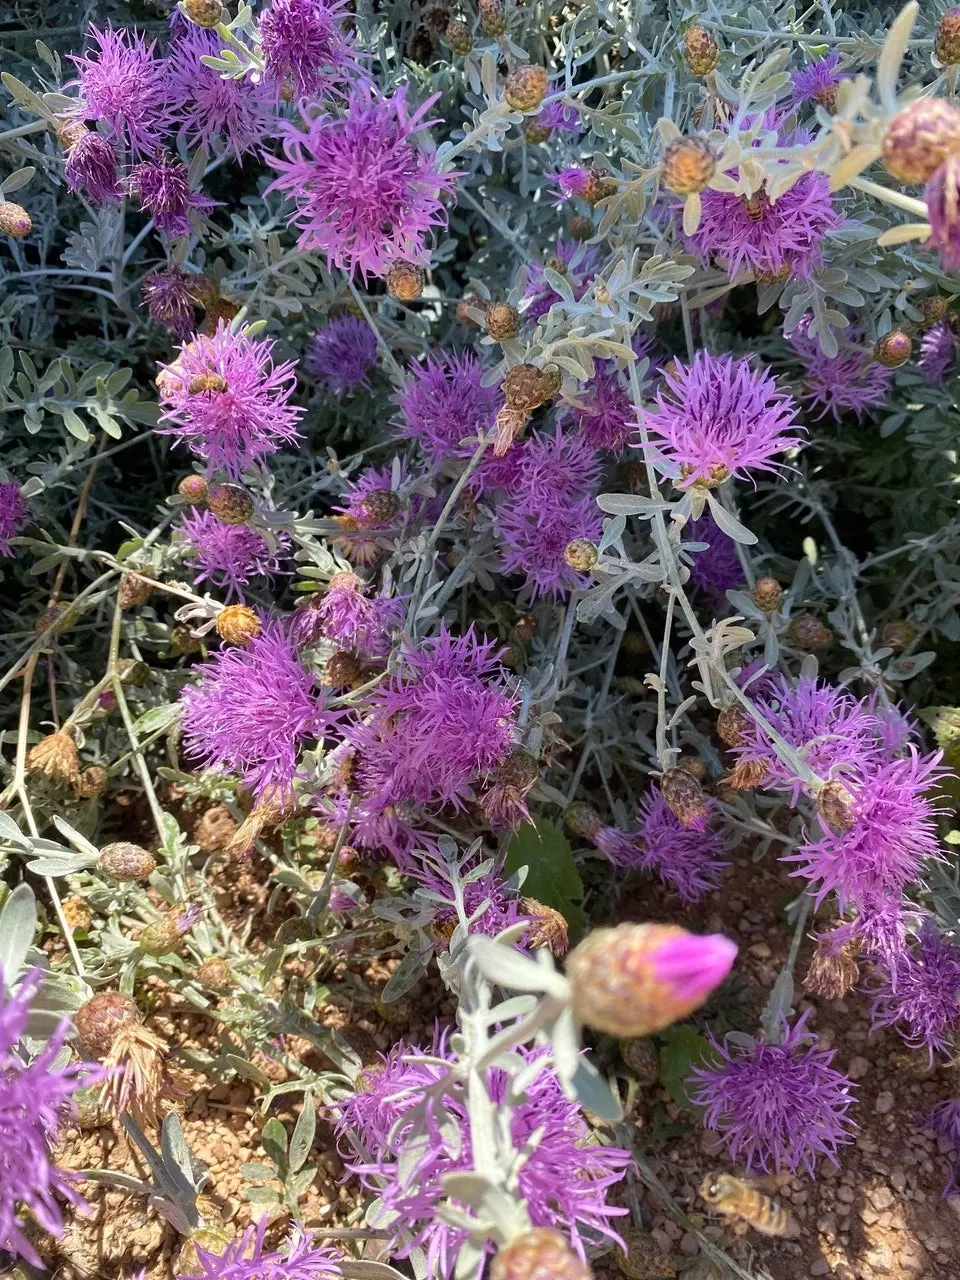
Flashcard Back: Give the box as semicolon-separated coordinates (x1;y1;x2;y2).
699;1173;799;1238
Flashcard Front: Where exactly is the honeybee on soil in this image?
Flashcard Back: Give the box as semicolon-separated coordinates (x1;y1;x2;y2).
699;1173;799;1238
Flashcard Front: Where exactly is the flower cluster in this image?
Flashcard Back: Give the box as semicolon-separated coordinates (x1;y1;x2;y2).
308;316;380;396
178;509;292;600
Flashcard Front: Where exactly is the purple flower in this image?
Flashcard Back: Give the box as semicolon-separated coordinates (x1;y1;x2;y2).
67;25;174;158
685;169;840;281
683;512;743;605
0;480;30;555
168;28;276;161
185;1217;342;1280
919;321;956;382
930;1098;960;1195
336;1034;630;1277
129;155;218;238
158;322;304;479
410;855;530;939
788;749;947;911
535;94;581;135
791;54;845;109
925;157;960;272
268;87;458;280
308;316;379;396
62;129;122;205
523;239;598;324
395;350;501;464
143;266;202;339
181;617;338;800
787;319;893;422
258;0;364;100
638;351;802;488
293;571;403;656
869;921;960;1063
549;166;595;200
178;509;292;600
633;787;728;902
689;1010;858;1176
1;972;101;1265
568;366;633;452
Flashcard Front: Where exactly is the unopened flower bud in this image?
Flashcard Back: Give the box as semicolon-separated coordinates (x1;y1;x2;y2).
118;573;154;610
716;705;751;747
177;472;209;504
181;0;223;27
171;623;203;654
881;618;917;652
196;957;233;990
918;295;949;327
491;1229;591;1280
874;329;913;367
787;614;833;650
62;895;92;932
207;482;254;524
660;767;708;831
456;296;488;327
502;362;559;411
97;841;157;881
478;0;507;35
387;260;426;301
683;25;719;75
521;897;569;955
324;649;363;688
357;487;401;526
936;8;960;66
201;297;239;336
566;923;737;1037
485;301;521;341
816;779;857;831
563;538;599;572
0;201;31;238
138;904;202;957
504;64;550;113
619;1037;661;1085
444;18;473;54
662;138;715;195
752;576;783;612
215;604;261;645
26;731;79;787
75;991;142;1057
568;214;593;239
523;118;552;143
57;118;90;152
75;764;108;798
563;801;603;840
882;98;960;185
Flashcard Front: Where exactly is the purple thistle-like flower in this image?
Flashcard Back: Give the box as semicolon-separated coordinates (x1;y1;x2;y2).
865;692;918;757
180;617;338;800
683;512;743;605
686;170;840;281
410;855;530;939
791;54;845;108
638;351;802;488
524;240;599;324
143;266;202;339
930;1098;960;1196
62;129;122;205
158;322;304;479
925;157;960;272
336;459;410;527
258;0;364;101
568;366;633;452
634;787;728;902
168;28;276;162
185;1217;342;1280
919;321;957;382
178;509;292;601
0;480;30;555
689;1010;858;1176
1;972;101;1265
535;93;581;135
787;319;893;422
67;25;174;159
395;350;501;464
129;155;218;238
337;1034;630;1277
295;571;403;656
788;748;947;911
869;921;960;1063
549;166;595;200
308;316;379;396
268;87;458;280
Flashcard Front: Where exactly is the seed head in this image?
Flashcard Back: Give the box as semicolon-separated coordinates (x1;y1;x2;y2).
215;604;262;645
178;474;209;503
918;295;949;327
787;614;833;650
502;362;560;411
97;842;157;881
181;0;223;27
816;779;857;832
504;64;550;113
324;649;363;688
683;25;719;76
563;538;599;572
716;705;751;747
726;756;769;791
491;1229;592;1280
881;618;917;652
662;138;715;195
521;897;569;955
386;260;426;301
874;330;913;367
196;956;233;990
882;98;960;185
75;991;142;1057
659;767;708;831
752;576;783;612
566;922;737;1037
207;482;255;524
101;1019;181;1126
803;929;860;1000
357;487;401;526
485;301;521;341
615;1226;678;1279
445;18;473;54
936;8;960;66
118;573;154;610
0;201;32;238
619;1037;661;1085
26;731;80;787
564;801;603;840
75;764;108;798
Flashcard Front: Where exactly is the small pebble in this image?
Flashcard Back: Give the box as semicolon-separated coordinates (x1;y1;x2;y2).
870;1185;895;1210
874;1090;895;1114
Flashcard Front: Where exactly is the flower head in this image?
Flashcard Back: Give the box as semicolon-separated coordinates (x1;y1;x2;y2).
689;1010;858;1176
158;322;304;478
1;972;100;1265
568;366;633;452
787;319;893;422
62;128;122;204
268;88;458;279
395;350;501;464
791;54;846;110
143;266;203;339
258;0;364;100
181;617;338;799
178;509;292;600
168;27;276;161
129;155;218;238
186;1217;343;1280
869;921;960;1063
919;321;957;382
0;480;29;555
683;512;743;605
295;571;403;656
925;156;960;272
67;25;174;158
638;351;802;488
308;316;379;396
634;787;728;901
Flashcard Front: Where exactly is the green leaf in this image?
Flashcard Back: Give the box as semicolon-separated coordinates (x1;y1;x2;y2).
504;820;585;936
0;883;37;986
133;704;181;737
288;1093;316;1173
658;1026;716;1111
243;1185;282;1205
285;1164;318;1199
260;1117;288;1168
